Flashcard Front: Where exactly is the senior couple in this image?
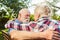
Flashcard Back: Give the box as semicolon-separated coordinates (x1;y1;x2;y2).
5;5;60;40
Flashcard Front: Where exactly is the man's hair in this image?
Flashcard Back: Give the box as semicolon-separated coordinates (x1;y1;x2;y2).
34;5;51;15
19;8;29;14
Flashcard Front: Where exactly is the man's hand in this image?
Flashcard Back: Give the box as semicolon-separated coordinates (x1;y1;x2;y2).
52;31;60;40
44;29;60;40
43;29;53;40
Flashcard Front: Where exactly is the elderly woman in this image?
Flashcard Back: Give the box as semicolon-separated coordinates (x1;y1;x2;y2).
34;5;60;40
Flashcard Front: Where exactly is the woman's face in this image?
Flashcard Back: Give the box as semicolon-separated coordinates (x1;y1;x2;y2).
34;7;44;21
34;11;40;21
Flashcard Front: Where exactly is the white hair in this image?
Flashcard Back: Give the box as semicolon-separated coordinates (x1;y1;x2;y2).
19;8;29;14
35;4;52;18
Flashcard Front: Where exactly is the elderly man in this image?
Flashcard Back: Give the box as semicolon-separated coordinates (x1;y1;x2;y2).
5;8;30;33
34;5;60;40
5;8;56;40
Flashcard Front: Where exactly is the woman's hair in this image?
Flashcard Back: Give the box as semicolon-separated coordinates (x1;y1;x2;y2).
34;5;51;15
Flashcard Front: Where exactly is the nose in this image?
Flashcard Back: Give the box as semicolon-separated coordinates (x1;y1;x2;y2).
25;15;30;19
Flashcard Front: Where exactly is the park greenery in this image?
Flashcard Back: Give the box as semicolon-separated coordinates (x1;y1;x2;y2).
46;0;60;20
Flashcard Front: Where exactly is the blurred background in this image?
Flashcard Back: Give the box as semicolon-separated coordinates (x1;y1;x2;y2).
0;0;60;40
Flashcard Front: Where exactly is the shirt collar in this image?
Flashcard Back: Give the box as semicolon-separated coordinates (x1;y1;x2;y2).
38;16;49;22
15;19;22;24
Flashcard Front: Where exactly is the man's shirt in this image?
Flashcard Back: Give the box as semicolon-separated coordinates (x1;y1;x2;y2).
5;19;23;33
5;19;30;33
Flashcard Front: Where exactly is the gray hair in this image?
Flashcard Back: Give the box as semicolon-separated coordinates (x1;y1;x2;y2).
34;5;51;17
19;8;29;14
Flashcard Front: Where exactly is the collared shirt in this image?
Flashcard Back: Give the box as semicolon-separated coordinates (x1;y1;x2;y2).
27;17;60;32
5;19;23;33
36;17;60;32
5;19;22;29
5;17;60;33
5;19;30;33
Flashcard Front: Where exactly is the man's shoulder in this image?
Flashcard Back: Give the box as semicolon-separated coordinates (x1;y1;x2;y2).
7;19;15;23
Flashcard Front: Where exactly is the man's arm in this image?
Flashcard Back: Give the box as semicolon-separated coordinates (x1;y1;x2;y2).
10;29;53;40
10;30;44;39
5;20;13;28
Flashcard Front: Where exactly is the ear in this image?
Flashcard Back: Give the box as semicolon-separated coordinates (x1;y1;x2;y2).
18;14;21;18
19;14;21;18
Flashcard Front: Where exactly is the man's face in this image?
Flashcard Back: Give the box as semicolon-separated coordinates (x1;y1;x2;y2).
21;11;30;23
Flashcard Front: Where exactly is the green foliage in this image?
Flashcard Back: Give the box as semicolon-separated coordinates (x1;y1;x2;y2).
0;0;30;13
0;0;30;29
30;14;34;21
46;0;60;20
0;0;30;19
52;14;60;20
0;3;15;19
52;13;58;20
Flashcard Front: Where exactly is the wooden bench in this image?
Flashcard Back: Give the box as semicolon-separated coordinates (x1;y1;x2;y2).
1;30;11;40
